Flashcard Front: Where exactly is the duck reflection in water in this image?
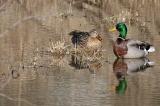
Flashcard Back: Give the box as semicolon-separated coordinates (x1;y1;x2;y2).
113;58;154;94
70;54;102;74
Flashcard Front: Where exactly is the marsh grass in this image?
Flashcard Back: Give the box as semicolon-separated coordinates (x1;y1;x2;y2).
70;52;102;73
48;39;68;57
103;9;138;26
34;38;104;69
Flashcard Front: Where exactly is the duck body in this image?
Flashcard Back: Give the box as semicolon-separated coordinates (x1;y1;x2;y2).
69;29;102;49
70;31;89;47
113;37;155;58
110;22;155;58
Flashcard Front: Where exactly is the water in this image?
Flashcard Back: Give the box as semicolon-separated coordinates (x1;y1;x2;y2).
0;0;160;106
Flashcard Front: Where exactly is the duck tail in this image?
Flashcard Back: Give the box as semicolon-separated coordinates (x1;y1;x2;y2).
147;46;155;52
147;61;155;66
69;30;78;36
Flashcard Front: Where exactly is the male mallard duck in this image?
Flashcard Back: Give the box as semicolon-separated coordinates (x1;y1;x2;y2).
109;22;155;58
69;29;102;49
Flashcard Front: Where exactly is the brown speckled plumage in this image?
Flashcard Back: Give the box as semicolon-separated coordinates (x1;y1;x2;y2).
69;29;102;49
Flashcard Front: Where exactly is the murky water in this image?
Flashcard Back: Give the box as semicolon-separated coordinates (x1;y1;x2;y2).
0;0;160;106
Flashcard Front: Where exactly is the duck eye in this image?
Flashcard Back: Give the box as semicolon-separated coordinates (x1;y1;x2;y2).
118;28;122;31
116;26;122;31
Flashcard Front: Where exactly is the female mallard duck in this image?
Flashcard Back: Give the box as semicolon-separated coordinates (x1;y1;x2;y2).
109;22;155;58
69;29;102;49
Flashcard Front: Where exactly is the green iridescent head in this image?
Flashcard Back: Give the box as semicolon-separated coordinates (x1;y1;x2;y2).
116;22;128;39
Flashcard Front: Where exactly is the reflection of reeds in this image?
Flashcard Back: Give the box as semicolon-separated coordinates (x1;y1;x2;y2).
70;54;102;73
70;47;103;61
50;55;69;68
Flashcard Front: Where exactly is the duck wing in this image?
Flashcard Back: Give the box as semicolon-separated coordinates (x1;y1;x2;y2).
127;40;155;52
69;30;89;47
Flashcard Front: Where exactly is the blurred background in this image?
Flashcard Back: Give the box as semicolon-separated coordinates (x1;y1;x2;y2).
0;0;159;106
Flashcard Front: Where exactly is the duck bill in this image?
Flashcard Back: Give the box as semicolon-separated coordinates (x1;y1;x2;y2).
109;27;116;32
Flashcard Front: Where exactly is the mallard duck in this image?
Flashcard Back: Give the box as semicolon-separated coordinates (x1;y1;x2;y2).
69;29;102;49
109;22;155;58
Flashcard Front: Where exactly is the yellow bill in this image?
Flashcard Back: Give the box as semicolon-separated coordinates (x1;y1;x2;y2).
109;27;116;32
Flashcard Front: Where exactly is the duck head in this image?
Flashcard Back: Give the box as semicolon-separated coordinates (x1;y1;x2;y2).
89;29;102;41
109;22;128;39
